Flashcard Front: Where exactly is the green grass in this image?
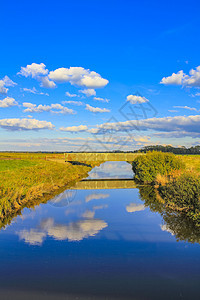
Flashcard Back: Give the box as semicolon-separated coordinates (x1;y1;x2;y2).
0;159;37;171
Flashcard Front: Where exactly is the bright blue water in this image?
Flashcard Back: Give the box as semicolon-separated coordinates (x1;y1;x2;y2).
0;162;200;299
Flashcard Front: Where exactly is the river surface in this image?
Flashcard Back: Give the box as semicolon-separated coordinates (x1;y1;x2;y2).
0;161;200;299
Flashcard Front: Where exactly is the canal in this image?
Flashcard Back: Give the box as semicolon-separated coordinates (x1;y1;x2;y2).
0;161;200;299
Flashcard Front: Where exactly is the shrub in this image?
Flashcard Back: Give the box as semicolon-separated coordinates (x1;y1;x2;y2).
132;151;184;183
159;172;200;212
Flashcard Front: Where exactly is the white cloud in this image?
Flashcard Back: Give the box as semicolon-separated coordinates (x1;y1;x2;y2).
60;125;88;132
0;76;17;94
193;92;200;97
0;81;8;94
0;97;18;108
126;203;145;213
0;118;54;131
82;210;95;219
93;97;109;103
62;100;83;106
93;115;200;135
49;67;108;88
18;63;56;89
126;95;149;104
40;76;56;88
79;88;96;97
3;76;17;87
160;224;174;236
85;193;109;203
186;66;200;86
22;87;49;95
86;104;110;113
23;102;74;114
161;66;200;87
40;217;108;242
173;106;197;111
66;92;79;97
18;229;46;246
160;70;185;85
168;110;178;113
18;63;48;78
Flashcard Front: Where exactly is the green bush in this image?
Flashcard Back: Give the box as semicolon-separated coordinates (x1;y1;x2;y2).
159;173;200;211
132;151;184;183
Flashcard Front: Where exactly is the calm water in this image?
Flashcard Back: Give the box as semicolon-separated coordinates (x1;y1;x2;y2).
0;162;200;299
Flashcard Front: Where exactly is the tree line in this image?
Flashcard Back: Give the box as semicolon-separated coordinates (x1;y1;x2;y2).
133;145;200;155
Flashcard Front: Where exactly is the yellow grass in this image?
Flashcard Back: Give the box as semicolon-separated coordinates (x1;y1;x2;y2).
178;155;200;173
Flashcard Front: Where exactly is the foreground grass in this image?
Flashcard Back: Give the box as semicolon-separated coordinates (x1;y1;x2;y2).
0;159;38;171
0;154;100;227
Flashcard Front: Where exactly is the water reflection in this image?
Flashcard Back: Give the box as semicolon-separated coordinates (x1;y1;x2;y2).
126;203;145;213
87;161;133;179
18;214;108;245
85;193;109;202
50;189;77;207
139;185;200;244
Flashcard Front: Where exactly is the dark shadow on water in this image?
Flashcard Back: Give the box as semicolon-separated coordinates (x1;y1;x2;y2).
67;161;92;167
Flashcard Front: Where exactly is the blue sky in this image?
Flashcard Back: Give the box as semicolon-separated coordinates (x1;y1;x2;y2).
1;0;200;151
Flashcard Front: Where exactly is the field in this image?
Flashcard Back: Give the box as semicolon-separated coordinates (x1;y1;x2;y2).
0;152;100;228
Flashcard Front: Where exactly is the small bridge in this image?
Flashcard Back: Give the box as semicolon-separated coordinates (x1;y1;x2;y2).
65;152;141;162
70;179;137;190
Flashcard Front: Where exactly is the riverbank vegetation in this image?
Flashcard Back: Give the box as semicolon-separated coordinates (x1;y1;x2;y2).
132;151;185;184
133;151;200;227
0;153;100;228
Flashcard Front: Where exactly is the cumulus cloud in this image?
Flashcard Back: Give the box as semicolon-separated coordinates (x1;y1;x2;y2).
18;63;48;78
161;66;200;87
0;97;18;108
18;64;109;93
18;63;56;89
160;70;185;85
0;118;54;131
79;88;96;97
40;76;56;88
62;100;83;106
60;125;88;132
49;67;109;89
66;91;79;97
126;95;149;104
93;115;200;136
126;203;145;213
93;97;109;103
0;76;17;94
23;102;74;114
86;104;110;113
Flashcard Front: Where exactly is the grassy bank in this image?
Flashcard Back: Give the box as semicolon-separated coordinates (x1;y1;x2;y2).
0;153;100;228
